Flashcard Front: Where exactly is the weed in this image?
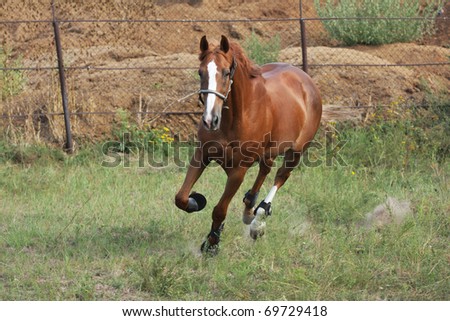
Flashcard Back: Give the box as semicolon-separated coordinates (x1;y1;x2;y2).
314;0;443;45
0;47;26;101
244;31;281;65
111;108;174;155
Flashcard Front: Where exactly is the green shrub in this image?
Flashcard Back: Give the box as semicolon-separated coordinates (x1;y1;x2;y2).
111;108;174;155
1;47;26;101
314;0;442;45
244;31;281;65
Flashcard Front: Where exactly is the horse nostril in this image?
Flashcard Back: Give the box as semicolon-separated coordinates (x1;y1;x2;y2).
202;115;218;130
202;116;209;129
213;115;219;128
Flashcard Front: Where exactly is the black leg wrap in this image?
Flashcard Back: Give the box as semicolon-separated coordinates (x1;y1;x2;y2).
254;200;272;216
200;223;224;255
243;190;259;208
186;192;207;213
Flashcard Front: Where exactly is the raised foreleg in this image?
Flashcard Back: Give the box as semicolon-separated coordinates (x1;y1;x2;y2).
175;148;209;213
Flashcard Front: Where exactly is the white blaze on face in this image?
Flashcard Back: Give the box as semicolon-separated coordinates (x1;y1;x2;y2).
205;60;218;119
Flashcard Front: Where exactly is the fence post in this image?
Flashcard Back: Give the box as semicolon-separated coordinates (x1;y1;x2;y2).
299;0;308;74
51;1;73;153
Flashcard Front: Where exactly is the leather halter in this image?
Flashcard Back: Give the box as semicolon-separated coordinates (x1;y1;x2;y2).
198;57;237;107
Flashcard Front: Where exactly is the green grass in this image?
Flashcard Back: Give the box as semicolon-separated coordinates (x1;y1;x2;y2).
1;104;449;300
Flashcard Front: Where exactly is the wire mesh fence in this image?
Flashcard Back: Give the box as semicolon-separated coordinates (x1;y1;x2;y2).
1;0;448;148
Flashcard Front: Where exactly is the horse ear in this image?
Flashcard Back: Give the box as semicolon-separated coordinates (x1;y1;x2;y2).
200;35;209;52
220;35;230;53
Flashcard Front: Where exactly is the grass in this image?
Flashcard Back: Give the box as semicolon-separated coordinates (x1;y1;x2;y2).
0;104;449;300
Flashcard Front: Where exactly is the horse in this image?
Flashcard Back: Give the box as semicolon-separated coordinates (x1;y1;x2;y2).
175;35;322;253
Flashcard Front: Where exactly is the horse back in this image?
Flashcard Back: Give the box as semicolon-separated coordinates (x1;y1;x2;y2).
261;63;321;113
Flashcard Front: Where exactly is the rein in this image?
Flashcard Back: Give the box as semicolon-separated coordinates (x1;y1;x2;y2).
198;57;237;108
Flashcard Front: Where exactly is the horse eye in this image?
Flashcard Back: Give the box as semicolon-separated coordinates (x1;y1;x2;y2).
223;70;230;77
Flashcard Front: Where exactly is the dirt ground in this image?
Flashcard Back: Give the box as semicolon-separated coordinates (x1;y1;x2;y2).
1;0;449;142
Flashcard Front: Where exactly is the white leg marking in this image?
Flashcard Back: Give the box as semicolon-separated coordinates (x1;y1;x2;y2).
250;186;278;239
264;186;278;203
205;60;218;119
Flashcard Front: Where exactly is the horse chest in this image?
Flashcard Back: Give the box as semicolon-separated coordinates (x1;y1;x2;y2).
201;139;261;168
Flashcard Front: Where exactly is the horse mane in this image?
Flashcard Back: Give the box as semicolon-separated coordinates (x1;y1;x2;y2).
199;39;262;79
228;41;262;78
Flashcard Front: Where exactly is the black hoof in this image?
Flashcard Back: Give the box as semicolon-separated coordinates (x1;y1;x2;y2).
200;240;220;256
186;192;207;213
200;223;224;256
250;228;265;240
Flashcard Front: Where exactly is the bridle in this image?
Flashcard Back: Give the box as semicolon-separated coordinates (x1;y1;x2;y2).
198;57;237;108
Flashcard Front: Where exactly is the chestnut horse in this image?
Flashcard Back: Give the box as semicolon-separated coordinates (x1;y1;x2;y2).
175;35;322;253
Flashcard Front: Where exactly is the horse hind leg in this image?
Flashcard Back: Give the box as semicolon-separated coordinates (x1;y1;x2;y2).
249;188;275;240
242;159;273;225
250;150;302;239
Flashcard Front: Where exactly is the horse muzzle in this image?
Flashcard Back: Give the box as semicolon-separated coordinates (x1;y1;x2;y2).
202;112;221;131
199;88;229;131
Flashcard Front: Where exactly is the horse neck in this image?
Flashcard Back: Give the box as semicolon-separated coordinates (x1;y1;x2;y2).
223;66;255;134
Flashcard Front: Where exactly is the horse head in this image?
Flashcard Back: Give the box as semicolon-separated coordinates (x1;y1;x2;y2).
198;35;236;131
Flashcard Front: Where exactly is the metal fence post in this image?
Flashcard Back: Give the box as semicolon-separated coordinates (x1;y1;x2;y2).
51;1;73;153
299;0;308;74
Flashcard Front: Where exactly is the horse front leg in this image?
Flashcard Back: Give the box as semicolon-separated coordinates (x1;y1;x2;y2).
201;166;248;254
175;148;209;213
